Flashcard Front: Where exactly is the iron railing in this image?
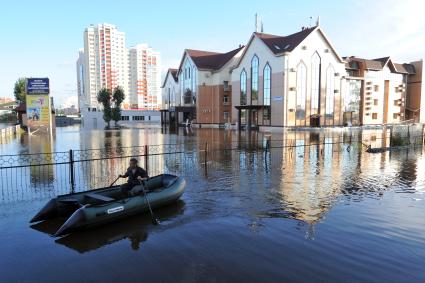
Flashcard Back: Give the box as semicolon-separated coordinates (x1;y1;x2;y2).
1;125;424;203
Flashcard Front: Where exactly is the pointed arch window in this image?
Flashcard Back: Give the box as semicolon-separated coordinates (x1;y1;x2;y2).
240;69;247;105
296;62;307;120
311;52;321;114
326;65;335;118
263;63;271;106
251;55;259;104
192;66;197;103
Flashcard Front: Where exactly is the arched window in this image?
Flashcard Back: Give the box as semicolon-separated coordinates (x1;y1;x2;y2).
240;69;247;105
251;55;259;104
296;62;307;120
192;66;196;103
326;65;335;118
311;52;321;114
263;63;271;106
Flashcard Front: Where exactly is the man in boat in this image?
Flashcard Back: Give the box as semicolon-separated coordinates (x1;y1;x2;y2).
119;158;149;196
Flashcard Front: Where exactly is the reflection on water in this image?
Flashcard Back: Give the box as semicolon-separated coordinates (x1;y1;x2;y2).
31;201;185;253
1;126;425;282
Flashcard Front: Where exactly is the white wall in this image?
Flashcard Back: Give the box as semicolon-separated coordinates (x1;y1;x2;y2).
161;72;179;109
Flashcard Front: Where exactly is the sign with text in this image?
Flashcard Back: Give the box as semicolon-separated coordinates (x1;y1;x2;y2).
26;78;50;94
26;94;50;130
273;96;283;101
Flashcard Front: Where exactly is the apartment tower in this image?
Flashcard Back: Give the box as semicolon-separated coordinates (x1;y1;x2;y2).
79;23;129;109
129;44;161;110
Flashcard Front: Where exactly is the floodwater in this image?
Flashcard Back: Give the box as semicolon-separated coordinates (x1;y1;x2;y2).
1;125;425;282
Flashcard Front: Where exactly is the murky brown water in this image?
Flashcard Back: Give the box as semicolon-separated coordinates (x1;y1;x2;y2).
0;125;425;282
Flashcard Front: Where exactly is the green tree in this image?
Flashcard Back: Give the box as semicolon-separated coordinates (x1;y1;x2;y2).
97;88;112;128
112;86;125;126
14;78;27;104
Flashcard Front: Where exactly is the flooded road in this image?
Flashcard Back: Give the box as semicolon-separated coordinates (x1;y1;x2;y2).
0;126;425;282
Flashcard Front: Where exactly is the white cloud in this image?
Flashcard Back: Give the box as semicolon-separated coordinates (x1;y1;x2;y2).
59;95;78;108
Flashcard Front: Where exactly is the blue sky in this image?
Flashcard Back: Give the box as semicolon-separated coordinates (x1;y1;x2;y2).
0;0;424;107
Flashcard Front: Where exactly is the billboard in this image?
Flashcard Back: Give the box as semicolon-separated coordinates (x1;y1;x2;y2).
26;78;50;94
26;78;51;132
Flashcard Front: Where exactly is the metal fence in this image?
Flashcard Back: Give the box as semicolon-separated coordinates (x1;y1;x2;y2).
1;125;424;203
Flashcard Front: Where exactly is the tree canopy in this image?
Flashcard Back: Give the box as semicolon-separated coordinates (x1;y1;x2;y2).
97;88;112;128
112;87;125;126
14;78;26;104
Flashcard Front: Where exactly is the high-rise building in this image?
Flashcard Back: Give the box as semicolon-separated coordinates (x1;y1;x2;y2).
76;49;85;109
78;23;129;109
129;44;161;110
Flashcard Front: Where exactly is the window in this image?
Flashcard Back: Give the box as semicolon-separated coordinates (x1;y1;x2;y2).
326;65;335;118
192;66;196;101
296;62;307;120
372;113;378;120
374;99;378;106
311;52;321;114
251;55;259;104
393;113;399;119
263;108;271;120
374;85;379;92
133;116;145;121
224;111;229;120
394;100;399;106
121;116;130;121
240;70;247;105
223;95;229;104
263;63;271;106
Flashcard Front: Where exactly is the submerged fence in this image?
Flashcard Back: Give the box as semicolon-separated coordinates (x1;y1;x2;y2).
1;125;424;203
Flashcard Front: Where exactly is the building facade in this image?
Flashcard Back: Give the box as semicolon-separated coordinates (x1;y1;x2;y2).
162;25;424;129
78;23;129;109
344;56;421;125
77;24;162;113
129;44;161;110
160;47;244;127
231;26;346;129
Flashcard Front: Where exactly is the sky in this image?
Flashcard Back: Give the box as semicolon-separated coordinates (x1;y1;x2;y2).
0;0;424;108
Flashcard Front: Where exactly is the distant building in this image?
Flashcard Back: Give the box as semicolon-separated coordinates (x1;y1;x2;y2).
128;44;161;110
76;49;85;110
78;23;129;110
77;24;162;113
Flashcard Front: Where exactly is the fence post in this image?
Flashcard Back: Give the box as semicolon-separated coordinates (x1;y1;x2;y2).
407;124;411;145
69;149;75;193
204;141;208;176
145;145;149;176
421;124;424;145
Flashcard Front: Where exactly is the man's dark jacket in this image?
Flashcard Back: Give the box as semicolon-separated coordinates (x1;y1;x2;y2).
124;166;148;185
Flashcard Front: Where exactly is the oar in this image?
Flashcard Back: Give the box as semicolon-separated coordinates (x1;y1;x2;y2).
139;179;159;225
109;176;121;187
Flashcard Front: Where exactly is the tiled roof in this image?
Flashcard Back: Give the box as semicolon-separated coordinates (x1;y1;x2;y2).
254;27;316;54
364;59;384;70
344;56;416;75
186;46;244;70
393;63;416;74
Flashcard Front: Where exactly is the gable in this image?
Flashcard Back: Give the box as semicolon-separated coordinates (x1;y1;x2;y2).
291;28;344;63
